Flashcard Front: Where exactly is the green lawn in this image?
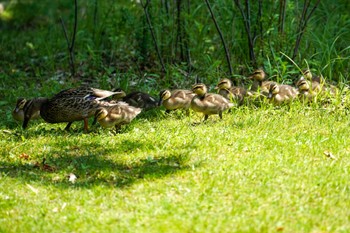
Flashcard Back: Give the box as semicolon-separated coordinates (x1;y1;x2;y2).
1;104;350;233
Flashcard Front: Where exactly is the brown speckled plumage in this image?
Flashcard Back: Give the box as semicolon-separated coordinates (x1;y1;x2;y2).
22;87;125;131
159;89;195;112
94;102;142;133
191;83;234;121
249;69;273;97
268;82;298;105
215;78;247;105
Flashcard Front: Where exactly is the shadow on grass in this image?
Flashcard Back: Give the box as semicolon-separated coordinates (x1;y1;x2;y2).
0;139;192;189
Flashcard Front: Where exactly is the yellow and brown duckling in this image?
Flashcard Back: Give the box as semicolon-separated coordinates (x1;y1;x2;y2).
296;78;314;102
296;76;338;103
268;82;298;105
94;102;142;133
248;68;273;96
215;78;247;105
300;69;325;93
191;83;234;121
302;69;324;83
159;89;195;113
300;69;338;97
22;87;125;132
12;98;41;122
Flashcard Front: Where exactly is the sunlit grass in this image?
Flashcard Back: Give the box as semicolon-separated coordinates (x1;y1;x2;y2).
1;104;350;232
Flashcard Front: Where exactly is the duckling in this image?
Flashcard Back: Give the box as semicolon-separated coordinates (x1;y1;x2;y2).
94;102;142;133
301;69;339;97
296;78;314;102
191;83;234;121
158;89;195;113
22;87;125;132
12;98;41;122
296;76;338;103
268;82;298;105
122;91;158;110
301;69;325;93
215;78;247;105
248;68;273;96
302;69;324;83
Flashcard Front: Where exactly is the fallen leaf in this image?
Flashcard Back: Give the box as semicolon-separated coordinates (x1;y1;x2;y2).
19;153;29;160
26;184;39;194
68;173;77;183
42;163;56;172
53;203;67;213
34;158;56;172
61;202;67;210
324;151;337;160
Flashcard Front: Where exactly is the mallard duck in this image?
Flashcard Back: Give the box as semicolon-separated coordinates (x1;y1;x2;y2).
22;87;125;132
94;102;142;133
122;91;158;110
158;89;195;113
268;82;298;105
248;69;273;96
12;98;41;122
191;83;234;121
215;78;247;105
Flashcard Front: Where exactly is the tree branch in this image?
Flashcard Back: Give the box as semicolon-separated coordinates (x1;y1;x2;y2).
234;0;256;67
60;0;78;77
141;0;166;73
204;0;233;80
292;0;320;59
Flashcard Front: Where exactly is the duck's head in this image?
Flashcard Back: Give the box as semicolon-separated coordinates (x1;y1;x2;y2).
94;107;108;122
192;83;207;97
302;69;313;80
12;98;26;121
296;78;310;92
158;90;172;106
22;97;48;129
268;82;279;99
159;90;171;100
215;79;232;90
14;98;27;112
248;69;266;81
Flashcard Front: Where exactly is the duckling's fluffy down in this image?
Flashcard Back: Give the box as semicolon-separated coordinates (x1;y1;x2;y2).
191;93;234;115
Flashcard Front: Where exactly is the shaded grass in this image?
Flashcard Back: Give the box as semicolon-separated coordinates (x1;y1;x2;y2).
1;105;350;232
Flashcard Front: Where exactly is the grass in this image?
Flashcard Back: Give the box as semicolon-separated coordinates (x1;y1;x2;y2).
1;103;350;232
1;1;350;231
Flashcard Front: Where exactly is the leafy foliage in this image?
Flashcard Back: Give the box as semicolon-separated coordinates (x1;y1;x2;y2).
1;0;349;87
